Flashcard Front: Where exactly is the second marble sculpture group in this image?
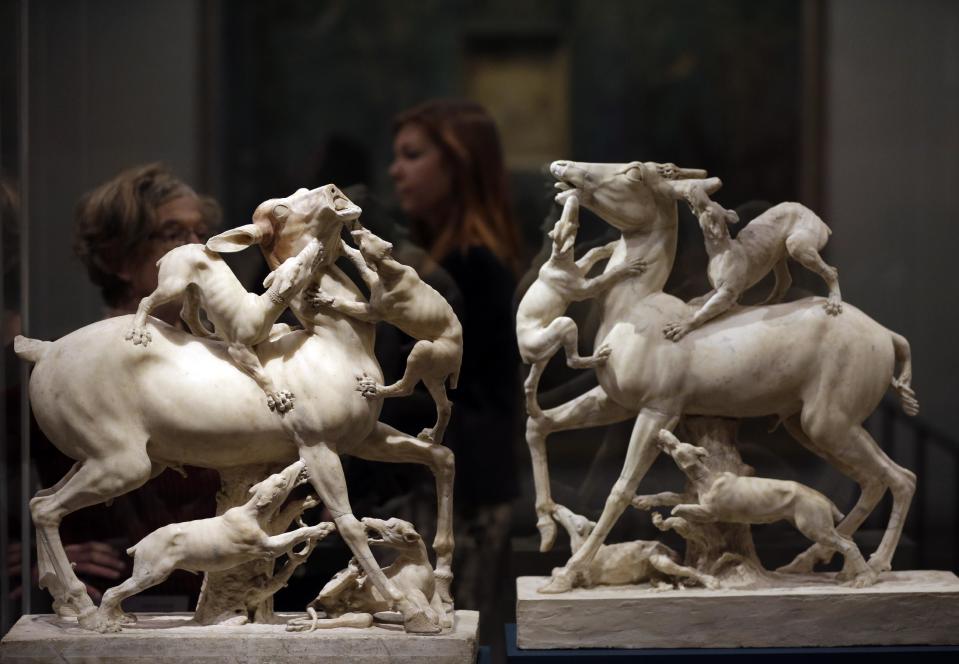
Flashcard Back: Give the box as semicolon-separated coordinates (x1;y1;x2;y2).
519;159;920;595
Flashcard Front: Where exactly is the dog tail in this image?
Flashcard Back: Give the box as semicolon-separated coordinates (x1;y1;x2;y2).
890;331;919;416
767;413;787;433
14;336;52;364
524;361;546;420
763;258;792;305
126;544;137;556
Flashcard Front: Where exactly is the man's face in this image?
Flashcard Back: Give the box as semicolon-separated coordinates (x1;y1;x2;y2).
122;195;209;302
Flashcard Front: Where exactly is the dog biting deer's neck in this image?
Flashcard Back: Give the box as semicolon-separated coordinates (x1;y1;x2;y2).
369;257;405;288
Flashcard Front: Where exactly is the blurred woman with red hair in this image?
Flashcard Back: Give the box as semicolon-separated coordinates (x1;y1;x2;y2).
389;99;522;623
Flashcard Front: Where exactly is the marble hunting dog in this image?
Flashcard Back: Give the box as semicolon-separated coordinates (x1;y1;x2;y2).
552;504;718;589
517;194;646;420
95;460;334;632
656;430;877;587
287;517;450;633
664;189;842;341
127;238;323;413
308;227;463;445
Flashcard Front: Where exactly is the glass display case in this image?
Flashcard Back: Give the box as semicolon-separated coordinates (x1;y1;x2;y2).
2;1;957;661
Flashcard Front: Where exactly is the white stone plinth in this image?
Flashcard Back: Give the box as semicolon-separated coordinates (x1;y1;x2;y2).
0;611;478;663
517;571;959;649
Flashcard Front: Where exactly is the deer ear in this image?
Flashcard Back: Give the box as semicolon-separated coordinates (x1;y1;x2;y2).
272;204;291;223
664;176;723;201
206;224;264;253
694;446;710;459
623;165;644;182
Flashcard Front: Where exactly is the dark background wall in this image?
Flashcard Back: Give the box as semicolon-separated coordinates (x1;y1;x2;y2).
219;0;803;241
25;0;204;340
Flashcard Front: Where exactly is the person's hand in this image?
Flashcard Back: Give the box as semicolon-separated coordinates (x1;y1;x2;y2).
7;541;127;602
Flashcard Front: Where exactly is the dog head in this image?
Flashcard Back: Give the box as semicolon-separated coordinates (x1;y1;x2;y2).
551;504;597;554
546;195;580;256
349;226;394;267
656;429;710;478
360;517;423;551
247;459;309;512
696;200;739;242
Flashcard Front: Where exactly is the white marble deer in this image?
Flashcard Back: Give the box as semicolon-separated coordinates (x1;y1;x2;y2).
526;160;919;594
16;184;455;634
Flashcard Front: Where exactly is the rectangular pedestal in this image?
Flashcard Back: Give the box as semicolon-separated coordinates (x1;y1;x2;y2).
516;571;959;650
1;610;479;664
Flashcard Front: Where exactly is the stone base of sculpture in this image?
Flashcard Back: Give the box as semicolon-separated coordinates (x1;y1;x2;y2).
0;610;478;664
516;572;959;650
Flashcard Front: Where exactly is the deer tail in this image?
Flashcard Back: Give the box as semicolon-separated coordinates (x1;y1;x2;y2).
890;331;919;416
14;336;52;364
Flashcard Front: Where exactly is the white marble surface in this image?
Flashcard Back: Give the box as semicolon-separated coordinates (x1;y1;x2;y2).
516;571;959;649
0;610;478;663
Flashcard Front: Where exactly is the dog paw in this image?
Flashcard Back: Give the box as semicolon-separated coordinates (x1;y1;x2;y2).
312;522;336;539
662;321;689;341
417;428;436;443
594;343;612;363
632;496;654;511
125;326;152;347
305;286;335;309
267;390;296;413
823;298;843;316
628;258;648;274
354;373;379;399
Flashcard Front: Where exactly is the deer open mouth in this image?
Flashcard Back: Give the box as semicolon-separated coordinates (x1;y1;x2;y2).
333;196;362;221
553;179;581;205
